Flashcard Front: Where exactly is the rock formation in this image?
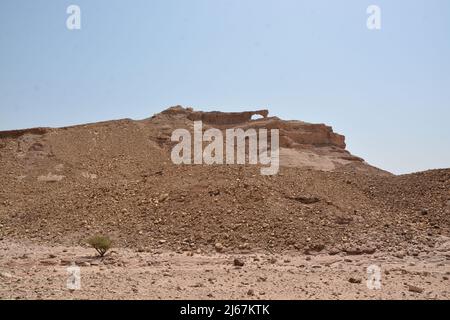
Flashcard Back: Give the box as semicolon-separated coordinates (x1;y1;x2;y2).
151;106;380;173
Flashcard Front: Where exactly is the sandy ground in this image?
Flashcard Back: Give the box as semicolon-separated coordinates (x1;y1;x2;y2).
1;240;449;300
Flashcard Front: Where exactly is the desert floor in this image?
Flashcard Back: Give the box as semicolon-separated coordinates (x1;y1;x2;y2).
1;239;449;300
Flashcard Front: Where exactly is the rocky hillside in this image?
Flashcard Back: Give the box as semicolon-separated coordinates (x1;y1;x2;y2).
0;107;448;257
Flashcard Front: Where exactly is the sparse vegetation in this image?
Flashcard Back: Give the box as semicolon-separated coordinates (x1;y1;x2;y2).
87;235;112;257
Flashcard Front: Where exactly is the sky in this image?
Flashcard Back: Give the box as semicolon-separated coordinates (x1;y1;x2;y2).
0;0;449;174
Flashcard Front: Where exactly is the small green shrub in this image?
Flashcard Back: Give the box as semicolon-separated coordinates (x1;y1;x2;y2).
87;235;112;257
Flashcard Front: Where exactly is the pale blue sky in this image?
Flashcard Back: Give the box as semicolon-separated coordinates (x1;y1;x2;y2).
0;0;449;174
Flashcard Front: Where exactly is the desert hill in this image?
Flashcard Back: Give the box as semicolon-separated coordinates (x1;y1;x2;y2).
0;107;448;256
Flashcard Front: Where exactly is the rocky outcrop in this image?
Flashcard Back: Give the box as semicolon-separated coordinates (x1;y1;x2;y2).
160;106;344;148
236;118;346;149
153;105;386;173
187;110;269;125
162;105;269;125
0;127;48;139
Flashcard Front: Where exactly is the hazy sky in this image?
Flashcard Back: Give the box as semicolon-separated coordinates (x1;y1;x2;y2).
1;0;449;174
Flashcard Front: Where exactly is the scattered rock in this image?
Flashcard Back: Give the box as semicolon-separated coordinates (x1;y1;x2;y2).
208;189;220;196
361;247;377;255
348;277;362;284
344;247;363;255
233;258;245;267
158;193;169;202
268;257;277;264
214;243;224;252
192;282;204;288
60;259;72;266
40;259;59;266
394;251;406;259
238;243;250;250
305;243;325;253
407;284;424;294
328;247;340;255
287;196;320;204
257;276;267;282
335;215;353;225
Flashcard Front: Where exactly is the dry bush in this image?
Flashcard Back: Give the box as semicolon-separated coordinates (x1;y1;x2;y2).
87;235;112;257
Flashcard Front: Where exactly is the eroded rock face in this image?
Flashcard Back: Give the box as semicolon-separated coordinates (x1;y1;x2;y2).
154;106;377;173
159;105;345;148
162;105;269;125
0;127;49;139
187;110;269;125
